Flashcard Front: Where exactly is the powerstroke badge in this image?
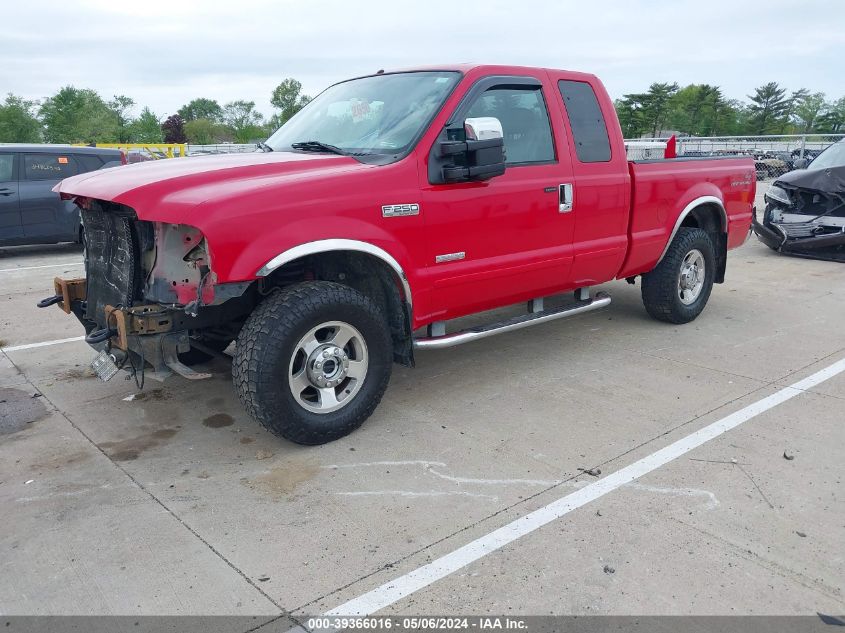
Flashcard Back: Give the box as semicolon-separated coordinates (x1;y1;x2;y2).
382;203;420;217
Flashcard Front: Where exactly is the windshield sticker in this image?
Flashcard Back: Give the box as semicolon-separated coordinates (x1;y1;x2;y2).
351;99;371;122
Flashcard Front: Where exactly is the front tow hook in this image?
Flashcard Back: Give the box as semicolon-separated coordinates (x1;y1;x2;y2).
85;328;117;345
37;295;63;308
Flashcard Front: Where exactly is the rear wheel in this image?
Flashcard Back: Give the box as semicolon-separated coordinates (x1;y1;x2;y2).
232;281;392;445
641;227;716;324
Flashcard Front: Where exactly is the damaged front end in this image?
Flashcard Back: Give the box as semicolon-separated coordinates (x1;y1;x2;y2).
753;165;845;263
38;199;254;383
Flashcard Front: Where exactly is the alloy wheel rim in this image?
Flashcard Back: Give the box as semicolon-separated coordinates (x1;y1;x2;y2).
678;249;705;306
288;321;368;414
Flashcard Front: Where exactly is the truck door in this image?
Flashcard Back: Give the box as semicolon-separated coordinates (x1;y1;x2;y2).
420;76;576;321
20;152;81;243
553;78;631;286
0;152;22;243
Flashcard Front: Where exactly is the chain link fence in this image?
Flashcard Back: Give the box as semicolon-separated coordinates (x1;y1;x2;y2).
626;134;845;180
186;143;258;156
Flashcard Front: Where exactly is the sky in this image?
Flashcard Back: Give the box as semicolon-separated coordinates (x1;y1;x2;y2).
2;0;844;118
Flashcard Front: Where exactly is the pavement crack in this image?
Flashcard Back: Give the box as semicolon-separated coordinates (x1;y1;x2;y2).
636;350;764;382
670;517;843;602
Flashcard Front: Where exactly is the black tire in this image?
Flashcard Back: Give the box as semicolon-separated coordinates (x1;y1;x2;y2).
641;227;716;324
178;335;233;366
232;281;392;445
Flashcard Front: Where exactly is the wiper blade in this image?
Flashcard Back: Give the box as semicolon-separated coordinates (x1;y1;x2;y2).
290;140;349;155
256;141;273;152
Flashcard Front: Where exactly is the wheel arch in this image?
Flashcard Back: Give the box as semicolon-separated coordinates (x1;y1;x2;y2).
659;196;728;283
256;239;412;306
257;240;414;366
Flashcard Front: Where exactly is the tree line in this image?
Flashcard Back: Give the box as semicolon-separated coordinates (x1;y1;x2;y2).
616;82;845;138
0;78;311;145
2;77;844;145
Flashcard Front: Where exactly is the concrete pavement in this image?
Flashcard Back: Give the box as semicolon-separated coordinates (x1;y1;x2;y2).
1;188;842;621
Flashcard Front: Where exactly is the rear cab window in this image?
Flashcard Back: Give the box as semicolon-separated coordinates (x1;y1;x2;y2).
557;80;611;163
23;153;80;181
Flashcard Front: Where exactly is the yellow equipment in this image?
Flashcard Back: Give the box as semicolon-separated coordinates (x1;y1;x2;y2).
75;143;187;159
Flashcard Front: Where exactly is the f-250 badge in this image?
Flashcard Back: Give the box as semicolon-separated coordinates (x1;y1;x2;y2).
382;203;420;217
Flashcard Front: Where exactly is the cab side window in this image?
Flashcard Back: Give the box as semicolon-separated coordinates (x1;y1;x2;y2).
23;154;80;181
557;80;611;163
465;87;555;165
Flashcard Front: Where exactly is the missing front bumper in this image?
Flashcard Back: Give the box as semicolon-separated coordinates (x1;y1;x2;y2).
37;279;211;382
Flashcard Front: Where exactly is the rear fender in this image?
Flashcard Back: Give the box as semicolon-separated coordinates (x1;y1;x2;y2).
657;194;727;265
659;195;728;284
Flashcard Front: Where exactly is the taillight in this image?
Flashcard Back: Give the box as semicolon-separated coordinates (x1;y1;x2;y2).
120;151;127;165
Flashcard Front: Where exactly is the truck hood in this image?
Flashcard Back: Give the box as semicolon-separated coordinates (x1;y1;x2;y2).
56;151;366;220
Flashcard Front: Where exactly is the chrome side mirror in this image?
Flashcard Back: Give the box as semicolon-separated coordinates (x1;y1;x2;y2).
464;117;504;141
792;158;809;169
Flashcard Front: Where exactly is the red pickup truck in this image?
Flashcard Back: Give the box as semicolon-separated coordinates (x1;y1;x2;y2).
44;64;755;444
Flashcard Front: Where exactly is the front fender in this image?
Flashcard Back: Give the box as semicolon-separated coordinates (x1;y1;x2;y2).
223;215;414;282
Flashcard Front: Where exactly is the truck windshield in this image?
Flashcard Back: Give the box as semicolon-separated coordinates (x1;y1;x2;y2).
265;71;460;161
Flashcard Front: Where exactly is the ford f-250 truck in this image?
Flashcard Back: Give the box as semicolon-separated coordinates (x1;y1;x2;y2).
41;64;755;444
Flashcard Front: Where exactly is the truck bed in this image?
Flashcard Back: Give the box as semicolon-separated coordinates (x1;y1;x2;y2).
619;156;756;279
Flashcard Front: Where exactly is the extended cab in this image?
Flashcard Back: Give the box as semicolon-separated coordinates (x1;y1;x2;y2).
43;65;755;444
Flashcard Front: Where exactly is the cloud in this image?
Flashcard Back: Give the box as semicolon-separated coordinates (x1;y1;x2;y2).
1;0;842;117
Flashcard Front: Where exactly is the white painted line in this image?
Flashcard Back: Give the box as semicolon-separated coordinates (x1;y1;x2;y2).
0;262;83;273
326;356;845;617
2;336;85;353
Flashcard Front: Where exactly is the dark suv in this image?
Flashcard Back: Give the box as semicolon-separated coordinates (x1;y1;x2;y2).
0;145;124;246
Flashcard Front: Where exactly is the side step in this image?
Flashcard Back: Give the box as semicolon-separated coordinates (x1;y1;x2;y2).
414;291;611;350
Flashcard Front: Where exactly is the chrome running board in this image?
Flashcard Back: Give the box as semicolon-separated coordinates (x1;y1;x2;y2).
413;291;611;350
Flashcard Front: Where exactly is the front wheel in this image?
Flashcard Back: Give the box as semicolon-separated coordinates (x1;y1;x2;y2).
232;281;392;445
641;227;716;324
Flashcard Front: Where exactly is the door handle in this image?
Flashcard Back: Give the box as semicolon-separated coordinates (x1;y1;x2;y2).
0;189;13;196
559;183;573;213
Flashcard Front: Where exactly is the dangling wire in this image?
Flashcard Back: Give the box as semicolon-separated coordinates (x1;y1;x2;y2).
125;334;145;390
